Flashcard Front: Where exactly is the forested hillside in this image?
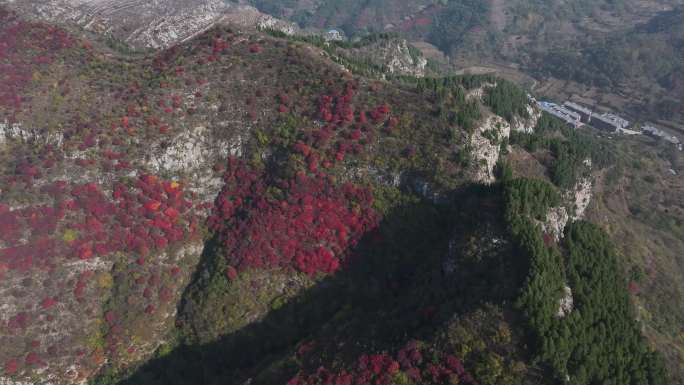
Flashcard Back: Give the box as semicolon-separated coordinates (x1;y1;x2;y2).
0;3;682;385
504;110;684;383
242;0;684;122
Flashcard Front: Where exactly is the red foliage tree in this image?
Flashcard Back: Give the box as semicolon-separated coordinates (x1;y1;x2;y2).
41;297;57;310
208;157;378;276
288;341;478;385
4;358;19;375
249;44;263;53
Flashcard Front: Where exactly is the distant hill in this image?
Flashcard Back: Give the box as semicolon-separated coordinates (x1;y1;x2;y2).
527;6;684;121
243;0;684;122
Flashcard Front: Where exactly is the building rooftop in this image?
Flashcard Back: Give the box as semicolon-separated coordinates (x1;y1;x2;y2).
595;113;630;128
537;101;583;128
324;29;345;41
563;101;593;115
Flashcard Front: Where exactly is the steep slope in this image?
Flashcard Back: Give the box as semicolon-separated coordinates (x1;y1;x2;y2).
0;6;535;384
0;5;678;385
245;0;684;124
505;114;684;383
585;139;684;380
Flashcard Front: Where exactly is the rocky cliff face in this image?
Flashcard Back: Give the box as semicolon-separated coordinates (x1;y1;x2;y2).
511;104;541;134
464;82;541;184
0;0;297;49
3;0;227;48
546;177;594;320
0;121;63;147
557;285;574;318
381;39;428;78
470;114;511;184
541;206;570;242
468;97;540;184
540;176;594;241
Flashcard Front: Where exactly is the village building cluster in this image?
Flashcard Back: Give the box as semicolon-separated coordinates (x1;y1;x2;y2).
536;100;682;150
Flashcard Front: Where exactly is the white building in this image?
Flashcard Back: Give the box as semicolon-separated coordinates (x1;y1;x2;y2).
537;101;583;129
324;29;345;42
563;102;593;123
599;113;630;129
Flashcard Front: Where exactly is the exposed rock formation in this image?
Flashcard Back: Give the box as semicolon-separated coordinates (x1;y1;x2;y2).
470;114;511;184
569;177;593;219
540;177;594;241
541;206;570;241
0;121;63;147
511;104;541;133
147;124;243;201
382;39;428;77
466;83;495;102
557;285;574;318
0;0;297;49
237;5;298;35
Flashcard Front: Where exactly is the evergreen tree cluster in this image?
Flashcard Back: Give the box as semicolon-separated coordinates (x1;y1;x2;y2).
511;112;615;189
555;222;668;385
408;75;500;132
483;79;530;123
503;178;669;385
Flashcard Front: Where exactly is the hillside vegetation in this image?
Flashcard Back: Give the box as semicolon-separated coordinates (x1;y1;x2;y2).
0;4;680;385
243;0;684;122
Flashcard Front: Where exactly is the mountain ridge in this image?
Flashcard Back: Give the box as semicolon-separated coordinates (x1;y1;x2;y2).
0;3;681;385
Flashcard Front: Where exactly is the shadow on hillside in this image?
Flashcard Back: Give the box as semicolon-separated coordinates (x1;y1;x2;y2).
113;184;525;385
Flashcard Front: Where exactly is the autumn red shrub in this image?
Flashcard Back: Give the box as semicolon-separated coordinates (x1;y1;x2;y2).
202;82;390;279
319;95;334;122
225;266;238;280
249;44;262;53
294;141;311;157
208;157;378;276
212;37;230;54
0;11;75;113
41;297;57;310
628;281;640;295
170;266;181;276
78;244;93;260
8;312;30;330
4;358;18;375
24;352;41;366
288;341;478;385
159;286;173;302
74;271;92;298
104;310;117;326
